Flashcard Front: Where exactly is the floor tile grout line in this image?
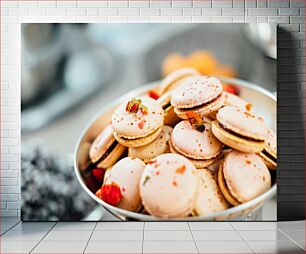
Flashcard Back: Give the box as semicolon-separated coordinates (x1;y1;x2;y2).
0;220;21;236
83;222;97;254
276;227;305;250
29;222;58;254
187;222;199;254
268;221;277;229
142;222;145;254
230;222;256;254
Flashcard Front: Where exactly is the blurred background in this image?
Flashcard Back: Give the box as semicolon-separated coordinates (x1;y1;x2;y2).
21;23;276;221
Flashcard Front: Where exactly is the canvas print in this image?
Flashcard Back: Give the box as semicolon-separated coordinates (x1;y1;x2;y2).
21;24;276;221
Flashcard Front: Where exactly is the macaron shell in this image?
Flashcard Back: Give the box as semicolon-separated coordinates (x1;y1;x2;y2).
157;92;181;126
265;128;277;156
174;92;225;118
169;139;218;168
171;76;223;108
223;91;252;112
164;105;181;127
259;152;277;170
105;157;146;212
217;163;240;206
97;143;127;168
128;126;172;161
159;68;200;95
140;153;197;218
223;150;271;203
113;126;163;148
89;125;115;163
78;142;91;170
212;121;266;153
193;168;229;216
171;121;222;160
217;106;268;141
112;97;164;139
259;128;277;170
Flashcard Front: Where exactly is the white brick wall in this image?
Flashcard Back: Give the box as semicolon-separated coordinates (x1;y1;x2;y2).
0;0;305;218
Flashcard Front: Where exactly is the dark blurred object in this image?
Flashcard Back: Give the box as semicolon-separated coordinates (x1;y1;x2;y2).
21;24;113;132
21;24;66;105
21;141;96;221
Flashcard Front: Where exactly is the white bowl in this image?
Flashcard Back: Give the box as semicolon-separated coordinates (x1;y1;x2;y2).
75;77;277;221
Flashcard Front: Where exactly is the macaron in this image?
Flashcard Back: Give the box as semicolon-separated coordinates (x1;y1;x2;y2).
218;150;271;206
212;106;268;153
101;157;146;212
258;128;277;170
112;97;164;148
159;68;200;95
78;141;92;170
193;168;229;216
128;126;172;162
89;124;127;169
207;91;251;122
171;76;225;119
140;153;197;218
169;120;222;168
157;92;181;127
223;91;252;112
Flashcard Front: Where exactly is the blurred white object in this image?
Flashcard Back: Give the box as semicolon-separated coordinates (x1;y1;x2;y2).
64;48;113;90
244;23;276;59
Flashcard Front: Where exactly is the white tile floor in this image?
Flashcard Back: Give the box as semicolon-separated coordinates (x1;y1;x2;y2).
0;219;304;253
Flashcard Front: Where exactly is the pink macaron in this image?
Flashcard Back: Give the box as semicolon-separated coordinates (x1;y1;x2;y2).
193;168;229;216
258;128;277;170
223;91;252;112
139;153;197;218
103;157;146;212
171;76;225;119
111;97;164;148
212;105;268;153
169;120;222;168
218;150;271;206
89;124;127;169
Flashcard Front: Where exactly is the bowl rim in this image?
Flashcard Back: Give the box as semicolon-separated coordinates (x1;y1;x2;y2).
74;77;277;221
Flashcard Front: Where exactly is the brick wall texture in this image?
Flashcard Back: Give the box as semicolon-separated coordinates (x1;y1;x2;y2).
0;0;305;220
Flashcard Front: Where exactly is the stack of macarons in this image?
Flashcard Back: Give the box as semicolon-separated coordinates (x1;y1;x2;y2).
80;67;276;218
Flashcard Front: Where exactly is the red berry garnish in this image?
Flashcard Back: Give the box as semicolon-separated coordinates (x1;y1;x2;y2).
148;90;160;100
147;159;157;164
98;182;122;206
92;168;105;183
223;84;240;96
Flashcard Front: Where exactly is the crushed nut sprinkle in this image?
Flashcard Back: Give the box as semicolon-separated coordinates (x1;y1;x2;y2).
245;103;252;112
172;181;178;187
126;98;149;115
176;165;186;174
138;119;147;129
143;176;151;186
186;111;206;132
